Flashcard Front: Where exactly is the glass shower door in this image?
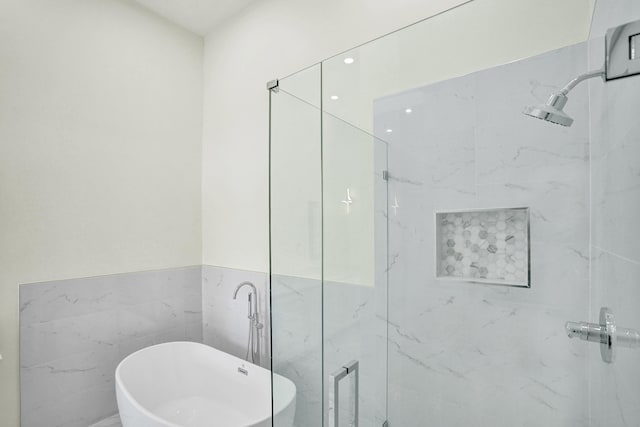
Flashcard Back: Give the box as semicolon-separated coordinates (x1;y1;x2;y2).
270;63;389;427
322;111;388;427
270;65;324;427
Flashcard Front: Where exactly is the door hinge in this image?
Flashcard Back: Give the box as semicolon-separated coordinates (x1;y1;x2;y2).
267;79;279;92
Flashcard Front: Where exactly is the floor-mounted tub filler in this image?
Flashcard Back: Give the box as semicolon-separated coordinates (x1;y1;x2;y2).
115;342;296;427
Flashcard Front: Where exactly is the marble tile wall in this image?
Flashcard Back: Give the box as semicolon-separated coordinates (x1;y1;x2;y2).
20;264;275;427
19;266;202;427
588;2;640;425
375;42;591;426
271;274;322;427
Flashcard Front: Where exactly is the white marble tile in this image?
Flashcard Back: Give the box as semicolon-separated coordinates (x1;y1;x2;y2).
590;248;640;427
271;274;323;427
474;43;589;187
21;309;121;367
20;266;202;427
21;348;118;405
379;75;477;195
323;281;387;427
20;276;119;325
589;65;640;264
376;42;592;427
588;6;640;424
388;300;588;427
22;381;118;427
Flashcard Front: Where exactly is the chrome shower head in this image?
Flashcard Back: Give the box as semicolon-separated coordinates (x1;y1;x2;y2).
523;68;605;128
523;93;573;127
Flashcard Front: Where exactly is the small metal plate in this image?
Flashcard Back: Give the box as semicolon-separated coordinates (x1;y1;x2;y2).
631;33;640;60
606;19;640;80
599;307;617;364
266;79;279;92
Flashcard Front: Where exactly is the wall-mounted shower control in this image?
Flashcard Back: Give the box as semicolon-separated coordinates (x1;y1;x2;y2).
524;19;640;127
606;19;640;80
630;33;640;60
566;307;640;363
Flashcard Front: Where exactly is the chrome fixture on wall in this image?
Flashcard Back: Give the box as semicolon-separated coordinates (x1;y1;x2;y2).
524;18;640;127
233;281;263;365
566;307;640;363
523;68;604;127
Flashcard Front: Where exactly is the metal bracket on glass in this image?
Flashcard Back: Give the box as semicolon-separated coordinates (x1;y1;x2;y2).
266;79;279;92
329;360;359;427
565;307;640;363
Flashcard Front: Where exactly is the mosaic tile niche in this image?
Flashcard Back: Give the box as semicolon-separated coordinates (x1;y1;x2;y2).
435;207;530;287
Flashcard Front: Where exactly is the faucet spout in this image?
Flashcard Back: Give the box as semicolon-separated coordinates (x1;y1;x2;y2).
233;281;257;300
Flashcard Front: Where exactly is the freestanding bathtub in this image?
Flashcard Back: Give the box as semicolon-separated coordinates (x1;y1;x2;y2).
115;342;296;427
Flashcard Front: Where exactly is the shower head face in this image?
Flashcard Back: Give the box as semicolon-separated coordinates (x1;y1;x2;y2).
523;92;574;127
523;104;574;127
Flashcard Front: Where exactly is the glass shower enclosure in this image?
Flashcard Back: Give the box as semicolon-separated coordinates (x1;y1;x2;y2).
269;1;640;426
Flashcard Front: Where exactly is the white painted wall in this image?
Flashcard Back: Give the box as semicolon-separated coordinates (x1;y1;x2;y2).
201;0;596;278
0;1;203;424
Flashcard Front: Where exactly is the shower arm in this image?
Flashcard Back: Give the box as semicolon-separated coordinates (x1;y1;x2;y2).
558;67;605;95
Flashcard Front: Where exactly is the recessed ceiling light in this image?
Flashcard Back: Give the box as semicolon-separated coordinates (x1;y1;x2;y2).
330;95;339;100
344;57;355;64
386;128;393;133
405;108;413;114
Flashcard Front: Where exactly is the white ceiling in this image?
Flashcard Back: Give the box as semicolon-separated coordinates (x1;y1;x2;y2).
131;0;259;35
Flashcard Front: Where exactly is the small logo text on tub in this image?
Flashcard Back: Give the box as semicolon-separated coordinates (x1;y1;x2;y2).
238;366;248;375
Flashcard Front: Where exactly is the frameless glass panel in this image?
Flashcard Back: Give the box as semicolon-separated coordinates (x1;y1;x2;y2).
322;111;388;427
320;0;597;424
270;64;323;427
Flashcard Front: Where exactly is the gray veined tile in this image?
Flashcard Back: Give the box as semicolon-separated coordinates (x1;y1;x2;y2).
20;266;202;427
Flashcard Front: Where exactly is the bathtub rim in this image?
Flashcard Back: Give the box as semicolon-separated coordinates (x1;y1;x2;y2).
115;341;291;427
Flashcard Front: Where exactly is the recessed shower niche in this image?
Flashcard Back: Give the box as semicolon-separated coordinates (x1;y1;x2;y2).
435;207;530;287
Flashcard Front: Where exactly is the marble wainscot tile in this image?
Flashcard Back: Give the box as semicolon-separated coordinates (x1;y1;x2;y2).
323;280;387;427
201;265;270;368
271;274;323;427
20;266;202;427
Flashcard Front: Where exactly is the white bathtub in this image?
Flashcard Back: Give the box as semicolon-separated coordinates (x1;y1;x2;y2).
115;342;296;427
